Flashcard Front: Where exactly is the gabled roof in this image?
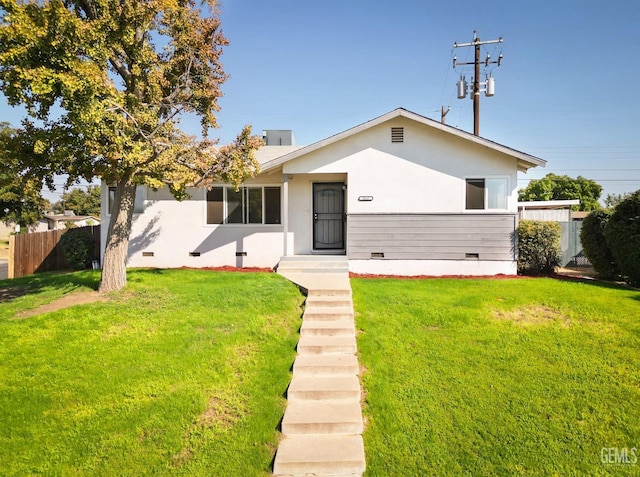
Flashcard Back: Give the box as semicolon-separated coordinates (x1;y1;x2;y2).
259;107;546;173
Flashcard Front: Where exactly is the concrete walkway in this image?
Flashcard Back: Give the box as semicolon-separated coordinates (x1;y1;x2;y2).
274;256;366;477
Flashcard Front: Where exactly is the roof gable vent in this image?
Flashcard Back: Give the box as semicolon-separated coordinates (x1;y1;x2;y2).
391;127;404;143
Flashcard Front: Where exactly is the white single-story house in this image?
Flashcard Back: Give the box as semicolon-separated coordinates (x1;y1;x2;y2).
101;108;546;276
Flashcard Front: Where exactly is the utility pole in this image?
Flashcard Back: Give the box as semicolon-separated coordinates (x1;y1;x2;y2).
453;31;503;136
441;106;450;124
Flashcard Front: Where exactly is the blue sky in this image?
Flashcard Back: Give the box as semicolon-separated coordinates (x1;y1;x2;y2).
2;0;639;201
210;0;640;200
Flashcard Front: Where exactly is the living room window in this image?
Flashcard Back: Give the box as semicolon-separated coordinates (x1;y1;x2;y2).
206;186;281;225
465;178;508;210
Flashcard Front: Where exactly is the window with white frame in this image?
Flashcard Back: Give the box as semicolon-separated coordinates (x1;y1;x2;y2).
206;186;281;225
465;178;508;210
108;186;145;214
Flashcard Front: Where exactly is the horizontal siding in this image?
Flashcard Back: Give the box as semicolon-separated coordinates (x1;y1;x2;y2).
347;214;516;261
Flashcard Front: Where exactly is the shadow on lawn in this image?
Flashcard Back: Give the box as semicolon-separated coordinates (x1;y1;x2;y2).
550;272;640;295
0;270;101;304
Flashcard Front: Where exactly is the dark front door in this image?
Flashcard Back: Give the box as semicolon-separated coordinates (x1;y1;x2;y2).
313;183;345;250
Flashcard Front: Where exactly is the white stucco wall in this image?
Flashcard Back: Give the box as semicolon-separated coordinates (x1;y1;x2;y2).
283;117;519;214
100;178;287;269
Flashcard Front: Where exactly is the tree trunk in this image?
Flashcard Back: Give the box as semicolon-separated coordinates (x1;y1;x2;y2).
99;179;137;293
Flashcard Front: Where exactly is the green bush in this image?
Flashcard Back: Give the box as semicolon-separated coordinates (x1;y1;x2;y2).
603;190;640;286
59;229;96;270
580;210;618;279
517;220;562;275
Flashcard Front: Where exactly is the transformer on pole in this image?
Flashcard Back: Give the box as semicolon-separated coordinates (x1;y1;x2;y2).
453;31;503;136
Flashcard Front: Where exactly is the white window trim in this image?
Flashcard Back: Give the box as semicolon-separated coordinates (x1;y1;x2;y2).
463;175;510;213
204;184;283;227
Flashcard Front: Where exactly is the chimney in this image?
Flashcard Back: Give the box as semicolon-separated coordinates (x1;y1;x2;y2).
262;130;295;146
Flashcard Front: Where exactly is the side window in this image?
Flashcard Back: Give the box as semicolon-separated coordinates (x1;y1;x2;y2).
108;186;145;214
465;178;508;210
465;179;485;210
264;187;281;224
486;178;507;209
206;187;224;224
226;188;243;224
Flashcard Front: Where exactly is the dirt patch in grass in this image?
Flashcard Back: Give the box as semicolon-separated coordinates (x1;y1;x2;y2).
197;396;242;429
171;395;244;467
493;305;570;326
171;446;194;467
16;291;108;319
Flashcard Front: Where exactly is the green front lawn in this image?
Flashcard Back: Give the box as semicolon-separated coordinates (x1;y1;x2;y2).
0;269;303;476
353;277;640;476
3;270;639;476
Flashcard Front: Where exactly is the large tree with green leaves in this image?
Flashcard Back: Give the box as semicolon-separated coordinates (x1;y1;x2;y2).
518;173;602;211
0;122;46;227
0;0;262;291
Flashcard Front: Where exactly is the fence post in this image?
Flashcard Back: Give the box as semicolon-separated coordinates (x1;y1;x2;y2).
8;234;15;279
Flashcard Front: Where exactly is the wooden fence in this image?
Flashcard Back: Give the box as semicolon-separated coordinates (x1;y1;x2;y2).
8;225;101;279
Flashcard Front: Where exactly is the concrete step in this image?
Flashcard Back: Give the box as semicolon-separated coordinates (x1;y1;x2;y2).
279;255;348;263
307;288;352;298
300;319;355;337
306;295;353;308
288;375;361;401
293;354;359;376
297;335;357;354
277;257;349;274
281;400;364;435
277;272;352;294
304;306;354;321
278;267;350;275
278;259;348;267
273;435;365;477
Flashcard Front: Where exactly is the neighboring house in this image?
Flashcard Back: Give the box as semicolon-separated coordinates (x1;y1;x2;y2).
101;108;546;276
518;199;580;222
33;212;101;232
0;222;14;240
